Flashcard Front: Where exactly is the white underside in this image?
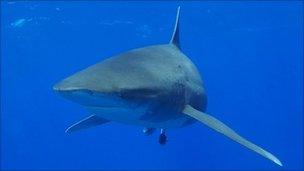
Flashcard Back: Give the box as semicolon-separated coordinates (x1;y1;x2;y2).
60;90;193;128
85;106;191;129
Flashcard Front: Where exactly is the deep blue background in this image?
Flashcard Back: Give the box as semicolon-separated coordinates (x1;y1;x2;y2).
1;1;303;170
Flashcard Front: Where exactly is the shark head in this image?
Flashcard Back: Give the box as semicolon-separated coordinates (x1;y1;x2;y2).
53;44;191;126
53;55;161;110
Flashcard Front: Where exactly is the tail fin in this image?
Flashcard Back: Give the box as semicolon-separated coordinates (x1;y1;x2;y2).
170;6;181;48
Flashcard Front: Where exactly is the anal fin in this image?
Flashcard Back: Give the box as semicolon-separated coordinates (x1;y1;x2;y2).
182;105;282;166
66;115;109;133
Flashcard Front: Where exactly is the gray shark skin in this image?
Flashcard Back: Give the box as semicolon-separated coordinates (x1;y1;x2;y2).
54;7;282;166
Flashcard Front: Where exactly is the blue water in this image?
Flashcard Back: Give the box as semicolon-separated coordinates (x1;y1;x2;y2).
1;1;303;170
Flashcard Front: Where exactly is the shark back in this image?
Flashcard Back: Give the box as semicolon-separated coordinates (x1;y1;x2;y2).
59;43;206;111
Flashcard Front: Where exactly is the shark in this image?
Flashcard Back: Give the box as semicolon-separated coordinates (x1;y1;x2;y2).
53;7;282;166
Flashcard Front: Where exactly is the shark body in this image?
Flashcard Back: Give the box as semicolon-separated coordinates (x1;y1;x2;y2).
54;7;282;166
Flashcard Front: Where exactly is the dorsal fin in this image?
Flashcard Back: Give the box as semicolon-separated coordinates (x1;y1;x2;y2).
169;6;181;48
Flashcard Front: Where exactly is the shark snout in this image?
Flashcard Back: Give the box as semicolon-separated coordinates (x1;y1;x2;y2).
53;81;81;92
53;78;127;108
53;86;121;107
52;75;89;92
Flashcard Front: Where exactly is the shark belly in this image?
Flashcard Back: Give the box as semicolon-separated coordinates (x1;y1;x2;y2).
85;105;194;129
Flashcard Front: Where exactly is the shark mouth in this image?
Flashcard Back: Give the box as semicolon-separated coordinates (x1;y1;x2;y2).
54;88;128;108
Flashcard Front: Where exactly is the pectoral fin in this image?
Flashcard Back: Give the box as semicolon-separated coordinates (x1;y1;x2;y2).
65;115;109;133
182;105;282;166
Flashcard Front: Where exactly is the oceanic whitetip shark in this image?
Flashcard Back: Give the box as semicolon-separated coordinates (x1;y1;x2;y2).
53;7;282;166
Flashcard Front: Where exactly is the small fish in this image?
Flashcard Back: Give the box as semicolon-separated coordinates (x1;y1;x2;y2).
11;18;27;28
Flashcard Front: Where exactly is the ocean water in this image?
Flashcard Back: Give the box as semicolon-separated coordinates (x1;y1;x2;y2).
1;1;303;170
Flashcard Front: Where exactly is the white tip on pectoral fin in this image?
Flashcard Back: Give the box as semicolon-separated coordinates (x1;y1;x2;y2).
65;115;109;133
182;105;282;166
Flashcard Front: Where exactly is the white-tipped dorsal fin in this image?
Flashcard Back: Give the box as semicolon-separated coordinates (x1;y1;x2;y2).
65;115;109;133
170;6;181;48
182;105;283;166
